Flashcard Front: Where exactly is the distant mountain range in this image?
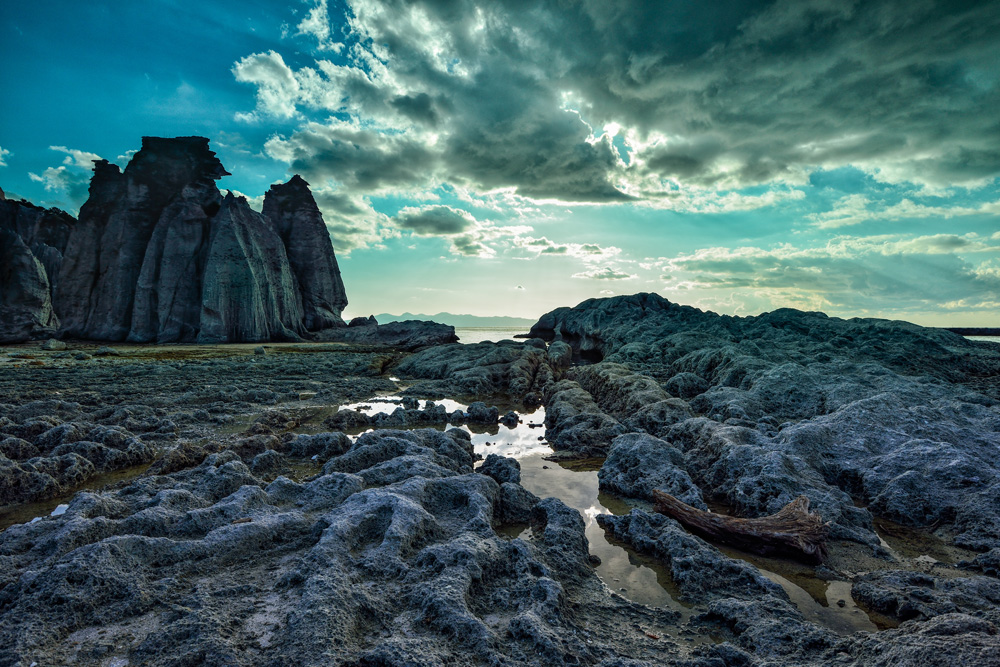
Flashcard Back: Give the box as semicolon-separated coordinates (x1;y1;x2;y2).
373;312;537;328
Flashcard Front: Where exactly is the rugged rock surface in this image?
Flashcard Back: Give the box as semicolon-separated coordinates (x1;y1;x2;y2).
396;338;554;400
529;293;1000;550
51;136;347;343
261;175;348;330
0;429;709;666
3;294;1000;665
0;199;75;342
599;432;706;508
316;319;458;350
852;570;1000;623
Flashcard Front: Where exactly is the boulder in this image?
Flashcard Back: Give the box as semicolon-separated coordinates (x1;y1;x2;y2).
479;453;521;484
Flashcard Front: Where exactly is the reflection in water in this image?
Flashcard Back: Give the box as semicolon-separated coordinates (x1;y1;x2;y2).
757;567;877;634
463;408;691;615
461;406;881;636
342;396;469;416
714;537;883;634
512;453;692;615
0;463;153;532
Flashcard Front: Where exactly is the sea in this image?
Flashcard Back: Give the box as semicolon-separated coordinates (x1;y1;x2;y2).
452;330;1000;346
454;327;530;344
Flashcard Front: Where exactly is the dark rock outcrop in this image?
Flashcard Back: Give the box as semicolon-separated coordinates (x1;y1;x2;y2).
527;293;1000;549
396;338;554;398
0;199;75;342
261;175;348;330
317;319;459;350
52;136;347;343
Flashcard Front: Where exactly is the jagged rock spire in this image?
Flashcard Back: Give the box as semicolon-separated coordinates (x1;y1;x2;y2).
53;136;348;343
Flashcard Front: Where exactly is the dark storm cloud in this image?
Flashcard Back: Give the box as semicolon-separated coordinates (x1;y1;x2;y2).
567;0;1000;187
243;0;1000;220
389;93;441;126
265;122;439;192
394;205;475;235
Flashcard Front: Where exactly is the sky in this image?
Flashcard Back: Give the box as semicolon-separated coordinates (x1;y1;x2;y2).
2;0;999;325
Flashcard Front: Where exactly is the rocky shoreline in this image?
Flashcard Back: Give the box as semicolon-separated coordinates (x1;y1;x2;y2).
2;293;1000;665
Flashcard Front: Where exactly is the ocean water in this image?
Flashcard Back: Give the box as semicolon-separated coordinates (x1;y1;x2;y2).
454;326;530;344
967;336;1000;344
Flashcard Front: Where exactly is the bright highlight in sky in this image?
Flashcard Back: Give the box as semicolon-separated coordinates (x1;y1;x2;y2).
1;1;998;325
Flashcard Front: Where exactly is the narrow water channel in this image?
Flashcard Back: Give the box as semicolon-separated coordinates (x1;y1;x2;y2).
454;404;884;635
277;396;890;635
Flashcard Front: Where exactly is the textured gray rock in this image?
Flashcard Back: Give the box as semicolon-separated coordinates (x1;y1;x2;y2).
0;198;74;342
40;339;66;351
51;136;347;343
479;453;521;484
543;379;626;455
599;432;706;508
397;339;555;397
0;415;154;505
316;319;458;350
0;198;74;285
852;570;1000;623
261;175;348;330
3;322;1000;664
0;428;680;666
528;293;1000;548
0;228;58;343
597;508;786;604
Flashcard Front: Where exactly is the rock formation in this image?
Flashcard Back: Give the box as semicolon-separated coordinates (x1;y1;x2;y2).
0;198;75;342
261;175;347;330
51;136;347;343
316;318;459;350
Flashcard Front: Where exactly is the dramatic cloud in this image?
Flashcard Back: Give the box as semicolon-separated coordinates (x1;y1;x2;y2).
572;266;637;281
26;145;102;210
661;234;1000;315
264;121;438;192
0;145;10;167
238;0;1000;207
389;204;532;258
395;205;476;235
232;50;302;121
50;145;102;169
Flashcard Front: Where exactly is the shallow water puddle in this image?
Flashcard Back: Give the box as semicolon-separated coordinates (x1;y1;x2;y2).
871;516;971;566
459;407;887;636
461;408;691;616
0;463;152;532
720;547;879;635
342;396;470;416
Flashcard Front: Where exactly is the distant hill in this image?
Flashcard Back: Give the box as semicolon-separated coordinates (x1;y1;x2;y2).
947;327;1000;336
373;312;537;328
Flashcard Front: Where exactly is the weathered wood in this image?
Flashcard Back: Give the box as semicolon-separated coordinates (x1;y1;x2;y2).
653;490;830;564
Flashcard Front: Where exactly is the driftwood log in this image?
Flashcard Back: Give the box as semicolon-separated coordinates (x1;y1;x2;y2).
653;490;830;564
